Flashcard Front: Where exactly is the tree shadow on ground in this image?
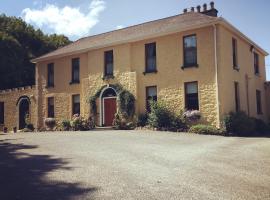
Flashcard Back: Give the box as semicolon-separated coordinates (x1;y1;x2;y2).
0;139;98;200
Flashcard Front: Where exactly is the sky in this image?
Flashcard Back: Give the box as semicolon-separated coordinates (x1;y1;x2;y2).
0;0;269;79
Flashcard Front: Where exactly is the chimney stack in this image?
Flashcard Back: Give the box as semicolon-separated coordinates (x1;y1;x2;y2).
197;5;201;12
203;3;207;11
210;1;215;9
182;2;218;17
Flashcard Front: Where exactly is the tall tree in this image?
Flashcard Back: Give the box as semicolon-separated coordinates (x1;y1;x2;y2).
0;14;71;90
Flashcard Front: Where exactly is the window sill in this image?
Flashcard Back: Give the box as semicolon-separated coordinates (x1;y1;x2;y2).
143;70;158;75
46;85;54;89
181;64;198;70
69;81;80;85
102;75;115;80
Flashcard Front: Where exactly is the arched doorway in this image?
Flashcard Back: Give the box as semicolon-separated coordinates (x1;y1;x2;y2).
100;87;117;126
17;97;30;130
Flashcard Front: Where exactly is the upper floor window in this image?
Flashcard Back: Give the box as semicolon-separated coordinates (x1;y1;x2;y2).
145;43;157;73
256;90;262;115
47;97;55;118
71;58;80;83
104;50;114;76
0;102;4;124
254;52;259;75
185;82;199;110
183;35;197;67
47;63;54;87
234;82;240;112
72;94;80;115
232;38;238;69
146;86;157;112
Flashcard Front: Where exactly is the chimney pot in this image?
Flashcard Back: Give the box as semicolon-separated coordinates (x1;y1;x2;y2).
210;2;215;9
183;8;188;13
197;5;201;12
203;3;207;11
191;7;195;12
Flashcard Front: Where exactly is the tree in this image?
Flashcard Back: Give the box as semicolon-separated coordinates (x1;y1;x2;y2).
0;14;71;90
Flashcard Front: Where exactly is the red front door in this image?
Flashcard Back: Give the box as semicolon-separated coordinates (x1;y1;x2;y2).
104;98;117;126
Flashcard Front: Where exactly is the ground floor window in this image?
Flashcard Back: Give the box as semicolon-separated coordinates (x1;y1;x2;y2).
256;90;262;114
47;97;54;118
0;102;4;124
72;94;80;115
185;82;199;110
146;86;157;112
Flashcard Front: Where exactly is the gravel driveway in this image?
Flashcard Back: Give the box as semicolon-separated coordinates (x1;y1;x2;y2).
0;130;269;200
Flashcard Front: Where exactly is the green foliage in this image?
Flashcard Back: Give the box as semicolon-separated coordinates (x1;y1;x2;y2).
189;124;221;135
61;119;71;131
170;115;188;132
137;113;148;127
252;118;270;135
224;112;256;136
113;112;136;130
71;114;95;131
148;100;186;131
148;101;172;129
0;14;71;90
89;84;135;119
118;89;135;118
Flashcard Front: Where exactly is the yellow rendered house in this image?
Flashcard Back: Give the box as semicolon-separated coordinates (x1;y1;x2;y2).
0;2;269;130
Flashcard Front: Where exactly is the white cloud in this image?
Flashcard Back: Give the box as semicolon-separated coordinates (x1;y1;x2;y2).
22;0;106;38
116;25;124;30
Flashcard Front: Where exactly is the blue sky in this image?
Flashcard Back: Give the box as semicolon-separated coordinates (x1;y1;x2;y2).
0;0;269;79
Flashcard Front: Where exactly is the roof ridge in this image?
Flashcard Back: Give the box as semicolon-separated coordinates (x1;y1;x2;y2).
31;12;220;62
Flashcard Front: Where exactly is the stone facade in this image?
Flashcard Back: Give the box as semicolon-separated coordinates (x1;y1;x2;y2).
0;13;268;130
0;86;37;131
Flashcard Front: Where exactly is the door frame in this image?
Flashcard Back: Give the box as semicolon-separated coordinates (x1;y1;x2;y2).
102;97;117;126
99;86;117;126
17;97;31;130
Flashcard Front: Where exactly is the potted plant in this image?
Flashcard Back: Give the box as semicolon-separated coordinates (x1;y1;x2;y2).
44;118;56;131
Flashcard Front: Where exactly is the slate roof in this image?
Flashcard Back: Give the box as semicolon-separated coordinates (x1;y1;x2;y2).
32;12;219;62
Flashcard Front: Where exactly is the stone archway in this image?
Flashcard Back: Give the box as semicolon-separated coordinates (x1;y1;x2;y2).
17;97;30;130
99;87;117;127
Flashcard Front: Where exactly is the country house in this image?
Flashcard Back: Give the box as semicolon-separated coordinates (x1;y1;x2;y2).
0;2;269;131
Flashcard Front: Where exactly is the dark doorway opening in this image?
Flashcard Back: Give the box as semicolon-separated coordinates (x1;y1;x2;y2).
19;99;30;129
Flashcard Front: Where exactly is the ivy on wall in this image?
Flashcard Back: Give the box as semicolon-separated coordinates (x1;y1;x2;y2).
88;84;135;118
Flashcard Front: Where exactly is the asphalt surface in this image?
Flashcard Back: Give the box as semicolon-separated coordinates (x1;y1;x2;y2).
0;130;269;200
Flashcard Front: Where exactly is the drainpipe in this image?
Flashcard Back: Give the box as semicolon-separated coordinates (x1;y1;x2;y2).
245;74;250;116
213;24;221;128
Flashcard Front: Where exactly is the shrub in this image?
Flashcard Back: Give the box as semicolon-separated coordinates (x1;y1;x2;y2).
137;113;148;127
183;110;201;125
252;118;270;135
170;115;188;132
44;118;56;131
148;101;174;130
189;124;221;135
113;112;136;130
61;119;71;131
71;114;95;131
224;112;256;136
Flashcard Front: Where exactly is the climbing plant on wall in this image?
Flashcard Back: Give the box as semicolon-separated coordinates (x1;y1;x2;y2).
88;84;135;118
